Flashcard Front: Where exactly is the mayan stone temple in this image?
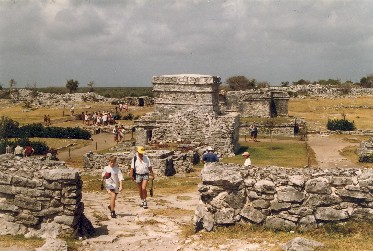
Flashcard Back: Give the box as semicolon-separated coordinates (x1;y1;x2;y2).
134;74;240;155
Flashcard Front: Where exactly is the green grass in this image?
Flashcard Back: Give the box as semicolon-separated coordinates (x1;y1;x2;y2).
222;138;309;168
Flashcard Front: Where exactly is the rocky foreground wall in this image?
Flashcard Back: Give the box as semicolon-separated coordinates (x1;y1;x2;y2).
194;163;373;232
0;155;94;237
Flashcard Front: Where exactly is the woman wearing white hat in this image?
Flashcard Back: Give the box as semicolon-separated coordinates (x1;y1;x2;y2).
242;152;251;167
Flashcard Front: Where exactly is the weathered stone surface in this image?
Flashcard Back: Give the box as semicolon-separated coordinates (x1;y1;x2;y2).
41;169;79;181
0;184;14;195
12;176;39;188
270;201;292;211
0;173;12;185
305;177;331;194
283;237;324;251
314;207;349;221
298;215;317;231
288;207;314;217
240;206;266;224
332;177;354;186
202;164;242;188
214;207;236;224
35;238;68;251
289;175;305;187
16;212;40;226
54;215;76;226
335;187;373;201
350;208;373;222
14;195;42;211
304;194;342;207
264;216;296;230
277;186;305;202
254;180;276;194
252;199;270;209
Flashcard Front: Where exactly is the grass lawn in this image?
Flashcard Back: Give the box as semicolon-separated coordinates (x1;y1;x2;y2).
222;137;311;168
289;96;373;131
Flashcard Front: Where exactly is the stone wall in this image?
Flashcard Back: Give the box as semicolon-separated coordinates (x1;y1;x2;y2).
135;74;240;155
224;90;290;118
358;137;373;163
83;150;194;176
194;163;373;232
0;155;93;237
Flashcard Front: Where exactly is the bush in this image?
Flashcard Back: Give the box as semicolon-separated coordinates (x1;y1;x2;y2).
327;119;356;131
0;138;48;155
359;153;373;163
122;113;134;120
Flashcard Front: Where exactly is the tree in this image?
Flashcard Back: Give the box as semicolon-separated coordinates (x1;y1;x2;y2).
280;81;289;87
87;81;95;92
256;81;270;88
359;74;373;88
225;76;256;90
66;79;79;93
9;79;16;91
292;79;311;85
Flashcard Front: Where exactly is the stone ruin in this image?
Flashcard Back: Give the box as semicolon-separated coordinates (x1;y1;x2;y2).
83;149;193;175
134;74;240;155
222;90;290;118
0;154;94;237
358;137;373;163
194;163;373;232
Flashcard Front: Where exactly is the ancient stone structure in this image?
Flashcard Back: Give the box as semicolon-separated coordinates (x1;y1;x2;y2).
194;163;373;232
134;74;240;155
358;137;373;163
223;90;290;118
0;155;94;237
83;149;193;176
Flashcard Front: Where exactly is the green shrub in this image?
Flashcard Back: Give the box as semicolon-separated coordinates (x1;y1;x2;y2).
359;153;373;163
0;138;48;155
0;116;20;138
327;119;356;131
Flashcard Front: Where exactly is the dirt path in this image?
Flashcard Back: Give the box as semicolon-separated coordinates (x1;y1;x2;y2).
58;132;118;162
307;134;359;168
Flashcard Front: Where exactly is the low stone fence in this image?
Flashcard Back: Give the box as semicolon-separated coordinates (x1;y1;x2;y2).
194;164;373;232
0;154;93;237
358;137;373;163
83;150;194;176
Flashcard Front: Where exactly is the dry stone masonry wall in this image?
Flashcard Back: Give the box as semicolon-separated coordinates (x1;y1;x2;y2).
194;163;373;232
358;137;373;163
0;155;93;237
83;150;194;176
135;74;240;155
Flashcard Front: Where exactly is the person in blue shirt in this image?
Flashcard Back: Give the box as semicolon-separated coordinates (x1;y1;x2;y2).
202;146;219;164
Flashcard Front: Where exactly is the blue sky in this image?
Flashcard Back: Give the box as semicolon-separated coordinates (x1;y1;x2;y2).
1;0;372;87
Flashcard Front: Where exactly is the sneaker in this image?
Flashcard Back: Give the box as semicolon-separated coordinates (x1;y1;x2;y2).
139;201;144;207
111;211;117;218
142;201;148;209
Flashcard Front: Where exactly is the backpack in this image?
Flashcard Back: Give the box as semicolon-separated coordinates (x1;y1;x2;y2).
132;155;137;179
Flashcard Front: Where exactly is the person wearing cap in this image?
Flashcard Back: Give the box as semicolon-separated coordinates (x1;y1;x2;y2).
101;156;123;218
130;146;154;209
201;146;219;164
242;152;251;167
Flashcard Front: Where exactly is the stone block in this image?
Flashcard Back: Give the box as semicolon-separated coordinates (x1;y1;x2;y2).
335;188;373;201
240;206;266;224
332;177;354;186
14;195;42;211
41;169;79;181
0;184;14;195
314;207;349;221
277;186;305;203
254;180;276;194
304;194;342;207
252;199;270;209
264;216;296;230
288;175;305;187
288;207;314;217
305;177;331;194
54;215;77;227
16;212;40;226
214;207;235;225
270;201;291;211
0;173;12;185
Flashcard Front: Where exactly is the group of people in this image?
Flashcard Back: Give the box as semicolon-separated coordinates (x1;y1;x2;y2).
101;146;154;218
82;111;116;126
116;103;129;113
113;124;126;143
43;114;51;126
8;144;35;157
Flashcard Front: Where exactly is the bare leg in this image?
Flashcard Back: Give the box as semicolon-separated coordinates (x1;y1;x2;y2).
109;190;117;211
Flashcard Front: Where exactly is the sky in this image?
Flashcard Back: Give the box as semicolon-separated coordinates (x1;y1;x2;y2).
0;0;372;88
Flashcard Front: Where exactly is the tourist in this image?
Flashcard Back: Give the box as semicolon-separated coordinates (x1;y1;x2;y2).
129;146;154;209
251;123;258;142
242;152;251;167
46;114;51;126
119;125;125;142
101;156;123;218
201;146;219;164
23;144;35;157
5;145;12;154
14;145;24;157
70;105;75;116
113;125;119;143
123;103;129;112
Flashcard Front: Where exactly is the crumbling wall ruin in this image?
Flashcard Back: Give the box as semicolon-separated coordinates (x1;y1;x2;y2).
358;137;373;163
195;164;373;232
83;150;194;176
135;74;240;155
0;155;93;237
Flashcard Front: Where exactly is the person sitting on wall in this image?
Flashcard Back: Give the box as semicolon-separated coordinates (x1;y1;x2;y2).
14;145;24;157
242;152;251;167
24;144;35;157
201;146;219;164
